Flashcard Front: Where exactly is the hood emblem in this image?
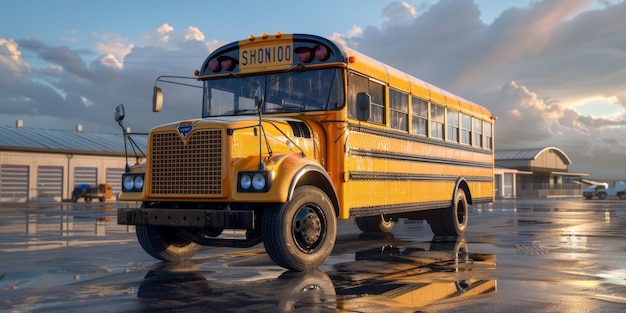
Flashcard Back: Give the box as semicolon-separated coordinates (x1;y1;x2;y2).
177;122;196;139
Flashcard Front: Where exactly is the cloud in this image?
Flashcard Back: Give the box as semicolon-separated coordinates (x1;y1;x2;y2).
0;23;210;133
330;25;363;46
333;0;626;179
91;32;134;68
183;26;205;41
0;39;30;82
140;23;208;52
381;1;417;28
157;23;174;38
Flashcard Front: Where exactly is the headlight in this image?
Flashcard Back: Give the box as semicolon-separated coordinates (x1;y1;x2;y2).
134;176;144;189
240;174;252;190
122;174;145;192
238;171;271;192
252;173;266;190
123;175;135;190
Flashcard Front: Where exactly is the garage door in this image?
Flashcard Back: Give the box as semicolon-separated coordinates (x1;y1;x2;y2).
1;165;29;202
74;167;97;186
37;166;63;200
106;168;125;197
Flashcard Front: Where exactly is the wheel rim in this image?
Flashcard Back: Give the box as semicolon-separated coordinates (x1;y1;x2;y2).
292;204;326;253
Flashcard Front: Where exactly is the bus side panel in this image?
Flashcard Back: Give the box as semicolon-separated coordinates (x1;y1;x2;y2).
343;125;493;216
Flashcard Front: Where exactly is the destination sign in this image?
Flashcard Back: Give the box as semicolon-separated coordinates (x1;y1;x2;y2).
239;42;293;72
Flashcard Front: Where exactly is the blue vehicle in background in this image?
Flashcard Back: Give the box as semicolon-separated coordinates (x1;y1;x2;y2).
71;183;112;202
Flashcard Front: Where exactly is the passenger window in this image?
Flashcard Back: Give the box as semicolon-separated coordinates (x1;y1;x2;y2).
348;72;385;125
484;121;492;150
389;88;408;131
460;114;471;145
431;104;444;140
472;118;483;147
446;110;459;143
411;97;428;136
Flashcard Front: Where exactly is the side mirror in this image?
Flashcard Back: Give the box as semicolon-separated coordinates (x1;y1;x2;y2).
356;92;371;122
254;86;264;112
114;104;125;122
153;86;163;112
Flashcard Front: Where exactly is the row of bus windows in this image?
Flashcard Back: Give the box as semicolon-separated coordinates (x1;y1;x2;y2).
348;72;493;150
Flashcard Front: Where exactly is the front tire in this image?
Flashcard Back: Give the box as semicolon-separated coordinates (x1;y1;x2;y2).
262;186;337;271
355;215;395;233
136;225;201;262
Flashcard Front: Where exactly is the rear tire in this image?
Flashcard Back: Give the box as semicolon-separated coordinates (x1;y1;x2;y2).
599;193;607;200
136;225;201;262
355;215;395;233
428;189;468;236
262;186;336;271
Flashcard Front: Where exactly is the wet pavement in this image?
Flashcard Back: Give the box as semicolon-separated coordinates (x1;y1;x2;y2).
1;198;626;312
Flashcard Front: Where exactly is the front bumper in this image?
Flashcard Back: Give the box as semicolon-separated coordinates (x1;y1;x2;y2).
117;208;256;229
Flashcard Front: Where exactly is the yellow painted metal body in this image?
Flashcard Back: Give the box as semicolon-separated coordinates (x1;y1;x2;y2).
120;33;495;220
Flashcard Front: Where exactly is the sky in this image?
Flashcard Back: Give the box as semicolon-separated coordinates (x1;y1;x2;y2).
1;0;625;180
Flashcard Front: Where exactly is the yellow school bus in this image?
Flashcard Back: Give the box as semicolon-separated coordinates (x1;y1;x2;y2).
115;32;495;271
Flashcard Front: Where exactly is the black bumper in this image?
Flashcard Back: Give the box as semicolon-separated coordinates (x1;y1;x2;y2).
117;208;256;229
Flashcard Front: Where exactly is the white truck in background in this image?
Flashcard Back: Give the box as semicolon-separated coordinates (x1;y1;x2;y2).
597;181;626;200
582;183;608;199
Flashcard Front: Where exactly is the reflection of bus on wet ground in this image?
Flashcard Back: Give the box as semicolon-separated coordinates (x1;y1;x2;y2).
115;32;496;271
135;236;496;312
332;235;496;311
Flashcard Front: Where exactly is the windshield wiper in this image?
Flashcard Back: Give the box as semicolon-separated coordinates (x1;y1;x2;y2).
275;100;305;113
222;108;257;115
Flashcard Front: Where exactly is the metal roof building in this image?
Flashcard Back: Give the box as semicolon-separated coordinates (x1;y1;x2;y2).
494;146;587;198
0;123;146;203
495;147;572;165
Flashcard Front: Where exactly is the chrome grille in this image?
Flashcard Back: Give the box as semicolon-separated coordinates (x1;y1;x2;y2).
150;129;223;196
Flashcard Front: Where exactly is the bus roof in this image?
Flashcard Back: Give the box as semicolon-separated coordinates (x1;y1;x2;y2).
199;33;493;122
341;45;492;121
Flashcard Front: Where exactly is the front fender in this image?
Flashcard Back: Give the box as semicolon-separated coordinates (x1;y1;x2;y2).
251;154;340;216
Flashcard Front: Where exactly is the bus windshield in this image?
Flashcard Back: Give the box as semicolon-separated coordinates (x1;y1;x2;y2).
203;68;344;117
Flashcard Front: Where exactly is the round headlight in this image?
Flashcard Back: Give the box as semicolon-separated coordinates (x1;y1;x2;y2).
252;173;266;190
134;175;144;190
240;174;252;190
123;176;135;190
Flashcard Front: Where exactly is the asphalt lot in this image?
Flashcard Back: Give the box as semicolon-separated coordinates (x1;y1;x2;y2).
1;197;626;312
